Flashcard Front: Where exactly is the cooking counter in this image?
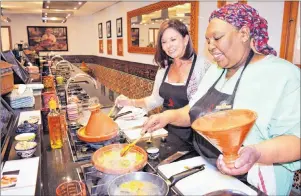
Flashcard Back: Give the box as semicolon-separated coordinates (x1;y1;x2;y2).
2;63;263;196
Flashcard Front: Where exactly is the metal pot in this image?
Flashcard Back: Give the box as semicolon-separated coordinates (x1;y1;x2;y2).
204;189;248;196
108;165;205;196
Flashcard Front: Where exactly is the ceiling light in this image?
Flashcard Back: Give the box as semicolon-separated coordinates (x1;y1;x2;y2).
74;7;77;10
46;6;49;8
78;2;82;5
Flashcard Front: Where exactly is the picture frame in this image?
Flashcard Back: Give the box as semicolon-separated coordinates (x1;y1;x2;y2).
27;26;68;51
98;23;103;39
116;17;122;37
131;28;139;46
106;20;111;38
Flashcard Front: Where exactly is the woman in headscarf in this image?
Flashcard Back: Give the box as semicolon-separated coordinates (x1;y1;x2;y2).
143;3;300;195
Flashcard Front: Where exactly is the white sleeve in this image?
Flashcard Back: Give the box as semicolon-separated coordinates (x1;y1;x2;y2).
143;68;166;111
187;55;212;100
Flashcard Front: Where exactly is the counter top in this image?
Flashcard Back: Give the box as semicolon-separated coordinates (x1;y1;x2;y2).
2;63;263;196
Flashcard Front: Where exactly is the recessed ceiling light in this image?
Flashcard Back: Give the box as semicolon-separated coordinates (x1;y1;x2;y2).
74;7;77;10
78;2;82;5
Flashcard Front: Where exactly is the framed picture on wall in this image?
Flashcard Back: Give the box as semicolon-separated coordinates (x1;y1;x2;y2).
131;28;139;46
98;23;103;39
106;20;111;38
116;17;122;37
27;26;68;51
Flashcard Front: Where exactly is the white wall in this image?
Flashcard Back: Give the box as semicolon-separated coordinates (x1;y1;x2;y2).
5;14;95;56
5;1;285;65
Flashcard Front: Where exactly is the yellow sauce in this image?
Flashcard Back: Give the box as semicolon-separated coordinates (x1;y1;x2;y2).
118;180;159;196
98;149;144;169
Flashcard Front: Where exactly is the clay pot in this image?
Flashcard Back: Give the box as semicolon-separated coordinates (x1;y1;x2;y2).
91;143;147;174
191;109;257;168
77;104;118;143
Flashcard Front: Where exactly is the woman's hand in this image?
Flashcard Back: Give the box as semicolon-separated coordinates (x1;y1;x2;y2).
143;113;170;133
115;95;133;107
217;146;261;176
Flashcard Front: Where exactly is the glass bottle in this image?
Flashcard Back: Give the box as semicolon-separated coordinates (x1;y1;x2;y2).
48;98;63;149
59;110;67;141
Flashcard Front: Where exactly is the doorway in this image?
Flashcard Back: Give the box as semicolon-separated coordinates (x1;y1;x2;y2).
1;26;12;51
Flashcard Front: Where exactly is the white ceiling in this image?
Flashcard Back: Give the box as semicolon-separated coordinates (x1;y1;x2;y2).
1;1;118;16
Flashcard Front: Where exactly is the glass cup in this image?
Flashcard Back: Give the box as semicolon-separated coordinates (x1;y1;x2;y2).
56;181;86;196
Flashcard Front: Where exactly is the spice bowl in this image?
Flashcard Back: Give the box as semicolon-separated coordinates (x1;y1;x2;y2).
15;133;36;142
146;146;160;160
15;141;37;158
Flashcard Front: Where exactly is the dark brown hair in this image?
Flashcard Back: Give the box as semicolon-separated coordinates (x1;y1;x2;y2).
154;19;195;68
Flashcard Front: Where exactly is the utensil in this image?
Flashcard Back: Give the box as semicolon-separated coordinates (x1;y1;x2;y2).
120;129;147;157
157;151;191;167
146;131;153;144
121;125;143;131
108;164;205;196
108;104;116;117
112;111;132;121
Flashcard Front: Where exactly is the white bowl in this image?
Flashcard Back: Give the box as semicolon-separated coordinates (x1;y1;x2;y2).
15;133;36;142
14;141;37;158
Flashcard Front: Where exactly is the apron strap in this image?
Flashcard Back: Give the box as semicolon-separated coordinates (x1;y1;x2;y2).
185;53;197;87
232;50;255;96
161;53;197;86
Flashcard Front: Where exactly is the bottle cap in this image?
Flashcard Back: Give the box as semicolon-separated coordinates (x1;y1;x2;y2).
48;98;57;109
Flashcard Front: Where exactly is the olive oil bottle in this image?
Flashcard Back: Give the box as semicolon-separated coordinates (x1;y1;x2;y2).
47;98;63;149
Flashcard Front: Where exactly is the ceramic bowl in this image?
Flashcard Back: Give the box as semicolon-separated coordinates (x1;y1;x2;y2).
15;133;36;142
146;146;160;160
16;121;39;134
15;141;37;158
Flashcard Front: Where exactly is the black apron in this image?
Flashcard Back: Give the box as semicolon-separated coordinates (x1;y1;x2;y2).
159;54;197;142
189;51;254;182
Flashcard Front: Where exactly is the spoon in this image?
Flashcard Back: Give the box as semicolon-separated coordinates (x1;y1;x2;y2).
120;129;147;157
107;104;116;117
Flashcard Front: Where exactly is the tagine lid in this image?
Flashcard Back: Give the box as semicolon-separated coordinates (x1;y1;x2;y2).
192;109;257;132
76;97;118;142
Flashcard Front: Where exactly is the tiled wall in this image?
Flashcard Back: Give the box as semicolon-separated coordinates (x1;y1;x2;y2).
62;55;158;81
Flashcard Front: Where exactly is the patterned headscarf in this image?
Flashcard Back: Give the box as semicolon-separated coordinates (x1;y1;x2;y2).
209;3;277;56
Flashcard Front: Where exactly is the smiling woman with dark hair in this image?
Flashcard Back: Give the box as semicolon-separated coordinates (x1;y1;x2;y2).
143;4;300;195
115;19;211;142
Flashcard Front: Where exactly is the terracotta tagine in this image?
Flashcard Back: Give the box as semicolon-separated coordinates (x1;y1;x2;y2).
191;109;257;168
77;97;118;143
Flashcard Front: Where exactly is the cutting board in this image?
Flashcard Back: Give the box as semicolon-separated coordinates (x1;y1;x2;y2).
158;156;257;195
116;117;168;142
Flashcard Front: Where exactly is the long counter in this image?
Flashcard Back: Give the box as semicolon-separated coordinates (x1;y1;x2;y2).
2;63;263;196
